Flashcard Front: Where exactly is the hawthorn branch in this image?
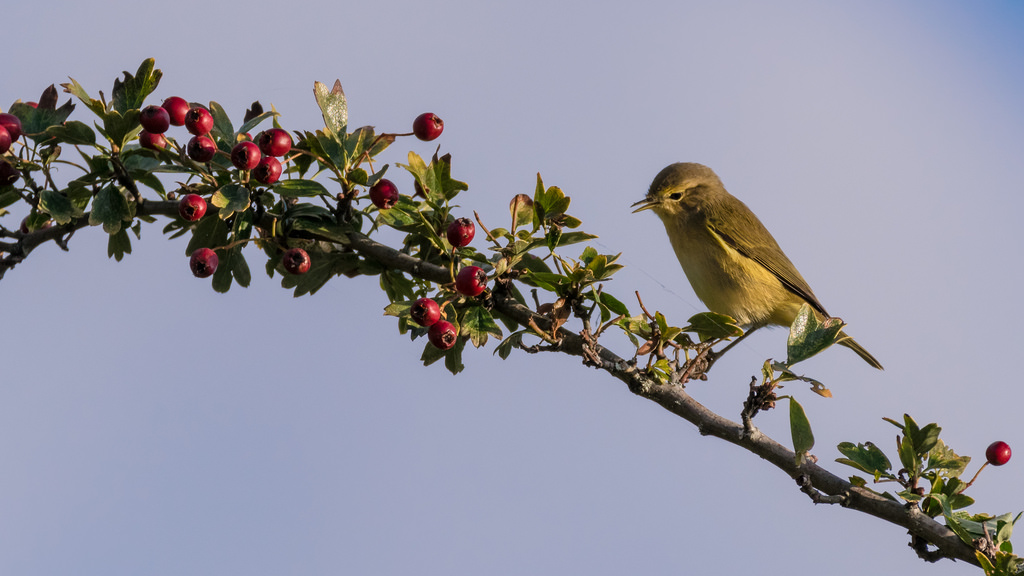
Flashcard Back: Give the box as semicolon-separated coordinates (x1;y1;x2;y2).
0;199;984;568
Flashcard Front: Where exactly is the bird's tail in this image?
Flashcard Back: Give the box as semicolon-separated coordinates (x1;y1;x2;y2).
837;332;883;370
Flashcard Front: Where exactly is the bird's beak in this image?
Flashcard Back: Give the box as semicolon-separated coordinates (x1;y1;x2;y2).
631;196;659;213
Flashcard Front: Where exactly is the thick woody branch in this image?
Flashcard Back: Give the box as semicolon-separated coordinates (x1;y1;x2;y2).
1;199;983;567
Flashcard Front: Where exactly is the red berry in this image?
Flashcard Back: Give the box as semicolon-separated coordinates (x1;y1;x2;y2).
369;179;399;209
282;248;311;275
428;320;457;350
230;141;261;170
256;128;292;157
986;441;1012;466
446;217;475;248
189;247;219;278
186;135;217;162
139;130;167;151
252;156;282;185
410;297;441;327
184;107;214;136
455;265;487;296
0;113;22;143
161;96;190;126
0;125;10;154
0;160;19;186
412;112;444;141
139;105;170;134
178;194;208;221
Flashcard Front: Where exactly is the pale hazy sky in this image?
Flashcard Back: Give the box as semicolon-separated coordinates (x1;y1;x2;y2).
3;1;1023;575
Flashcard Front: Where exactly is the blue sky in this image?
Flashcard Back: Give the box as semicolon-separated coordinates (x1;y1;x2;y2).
3;1;1023;574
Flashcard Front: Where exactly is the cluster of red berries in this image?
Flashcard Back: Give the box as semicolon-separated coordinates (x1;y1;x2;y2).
140;97;291;186
0;113;23;186
365;113;444;210
406;216;488;350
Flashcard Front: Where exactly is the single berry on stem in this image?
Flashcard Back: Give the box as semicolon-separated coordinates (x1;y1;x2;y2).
412;112;444;141
986;441;1012;466
428;320;458;350
0;113;23;142
410;297;441;327
369;179;399;209
186;135;217;162
178;194;208;221
282;248;311;275
161;96;190;126
189;248;219;278
139;131;167;151
140;105;171;134
455;265;487;296
230;141;261;170
446;217;475;248
257;128;292;157
184;107;214;136
252;156;283;185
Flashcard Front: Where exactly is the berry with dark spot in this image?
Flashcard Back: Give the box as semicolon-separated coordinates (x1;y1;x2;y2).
282;248;311;275
428;320;457;350
412;112;444;141
230;141;261;170
189;248;219;278
252;156;283;185
186;135;217;162
184;107;214;136
178;194;208;221
410;297;441;327
446;217;475;248
455;265;487;296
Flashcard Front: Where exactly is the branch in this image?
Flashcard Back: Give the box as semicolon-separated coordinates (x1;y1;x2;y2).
2;199;984;568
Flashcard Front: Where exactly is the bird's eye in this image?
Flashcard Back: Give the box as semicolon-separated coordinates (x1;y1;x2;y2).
667;192;683;201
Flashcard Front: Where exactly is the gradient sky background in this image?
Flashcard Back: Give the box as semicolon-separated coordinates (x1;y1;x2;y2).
2;1;1023;575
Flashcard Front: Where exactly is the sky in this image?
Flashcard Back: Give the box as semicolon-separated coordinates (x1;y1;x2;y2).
2;1;1023;575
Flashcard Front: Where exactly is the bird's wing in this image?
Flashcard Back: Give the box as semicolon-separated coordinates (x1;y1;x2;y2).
705;198;830;317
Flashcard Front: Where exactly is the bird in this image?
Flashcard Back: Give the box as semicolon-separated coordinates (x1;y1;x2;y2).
632;162;882;369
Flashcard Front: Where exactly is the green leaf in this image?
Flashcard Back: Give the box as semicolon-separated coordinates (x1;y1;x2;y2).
789;397;815;461
683;312;743;342
384;300;414;318
38;189;82;225
186;213;229;255
236;110;278;138
102;109;143;150
44;121;96;145
495;331;526;360
274;179;329;198
207;101;234;142
89;185;132;234
786;303;845;365
836;441;892;479
107;228;132;261
61;77;106;117
927;440;971;478
313;80;348;135
461;306;504;348
210;184;251;218
111;58;161;114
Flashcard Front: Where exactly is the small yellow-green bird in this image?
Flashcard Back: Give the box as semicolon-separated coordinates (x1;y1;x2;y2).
632;162;882;369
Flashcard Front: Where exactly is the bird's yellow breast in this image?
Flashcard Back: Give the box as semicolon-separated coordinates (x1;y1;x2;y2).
657;212;803;327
